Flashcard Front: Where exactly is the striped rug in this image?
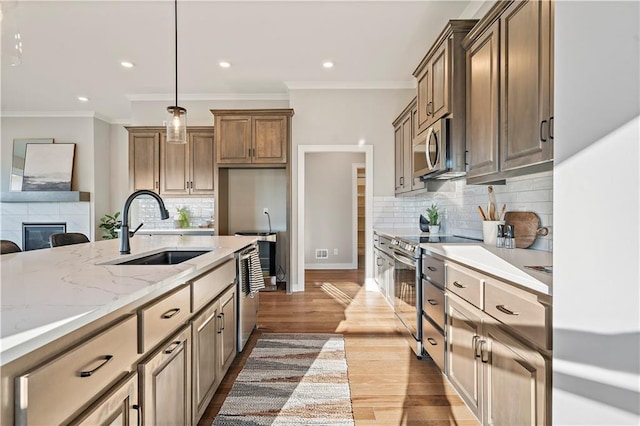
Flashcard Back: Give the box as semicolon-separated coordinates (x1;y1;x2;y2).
213;333;355;425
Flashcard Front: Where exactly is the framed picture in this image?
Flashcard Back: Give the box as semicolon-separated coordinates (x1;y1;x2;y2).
22;143;76;191
10;138;54;191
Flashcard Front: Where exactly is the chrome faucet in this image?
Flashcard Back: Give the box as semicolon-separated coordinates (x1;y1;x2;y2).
120;190;170;254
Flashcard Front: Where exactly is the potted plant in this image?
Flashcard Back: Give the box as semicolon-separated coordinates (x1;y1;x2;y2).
426;203;440;234
175;206;190;228
99;212;121;239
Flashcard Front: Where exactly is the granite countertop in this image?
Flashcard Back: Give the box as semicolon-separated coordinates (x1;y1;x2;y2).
374;227;552;296
0;235;256;366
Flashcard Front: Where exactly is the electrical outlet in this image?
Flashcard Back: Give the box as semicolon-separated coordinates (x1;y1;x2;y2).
263;208;269;214
334;248;339;256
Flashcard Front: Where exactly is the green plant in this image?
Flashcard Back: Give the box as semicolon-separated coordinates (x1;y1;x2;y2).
426;203;439;226
99;211;121;239
176;206;190;228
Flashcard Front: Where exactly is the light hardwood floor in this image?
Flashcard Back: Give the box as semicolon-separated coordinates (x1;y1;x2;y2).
198;269;478;426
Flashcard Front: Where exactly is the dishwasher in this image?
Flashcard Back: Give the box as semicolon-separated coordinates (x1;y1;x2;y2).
236;243;259;352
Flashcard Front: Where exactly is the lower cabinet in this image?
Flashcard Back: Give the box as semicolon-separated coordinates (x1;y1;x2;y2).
69;372;140;426
218;286;237;375
447;293;549;425
138;326;192;426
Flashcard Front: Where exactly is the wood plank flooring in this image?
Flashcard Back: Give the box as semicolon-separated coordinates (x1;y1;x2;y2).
198;269;478;426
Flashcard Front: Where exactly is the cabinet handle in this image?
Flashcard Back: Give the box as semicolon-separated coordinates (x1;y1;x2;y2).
400;176;404;185
427;266;437;272
426;337;438;346
376;258;383;266
427;299;438;306
426;101;433;116
549;116;554;140
161;308;181;319
540;120;548;142
133;404;142;426
472;335;480;358
496;304;519;316
155;181;159;189
480;340;489;363
221;312;225;330
163;340;181;354
217;313;223;334
79;355;113;377
453;281;466;289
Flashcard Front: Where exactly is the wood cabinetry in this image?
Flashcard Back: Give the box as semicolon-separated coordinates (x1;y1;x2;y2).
464;0;554;184
393;98;417;195
138;326;191;426
217;285;237;374
212;109;294;166
445;262;551;425
127;127;215;196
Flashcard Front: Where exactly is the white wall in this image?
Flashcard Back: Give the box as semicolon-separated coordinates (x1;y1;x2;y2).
92;118;111;239
305;152;364;267
110;124;130;215
553;1;640;424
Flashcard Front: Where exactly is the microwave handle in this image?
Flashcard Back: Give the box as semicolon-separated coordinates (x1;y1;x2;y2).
425;127;437;170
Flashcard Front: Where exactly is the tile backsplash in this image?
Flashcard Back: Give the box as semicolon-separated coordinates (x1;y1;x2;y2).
135;197;215;229
373;171;553;252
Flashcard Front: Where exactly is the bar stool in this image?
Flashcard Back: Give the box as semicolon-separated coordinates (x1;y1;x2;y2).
49;232;89;247
1;240;22;254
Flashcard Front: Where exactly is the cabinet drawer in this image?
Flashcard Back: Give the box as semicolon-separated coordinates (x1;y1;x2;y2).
485;280;550;349
192;259;236;313
139;285;191;353
423;255;445;288
422;279;445;330
445;263;484;308
422;316;445;373
16;315;138;425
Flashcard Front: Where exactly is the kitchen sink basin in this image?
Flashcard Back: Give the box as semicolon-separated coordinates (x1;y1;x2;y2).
113;250;211;265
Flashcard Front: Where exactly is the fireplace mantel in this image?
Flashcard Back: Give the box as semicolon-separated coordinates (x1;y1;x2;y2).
0;191;90;203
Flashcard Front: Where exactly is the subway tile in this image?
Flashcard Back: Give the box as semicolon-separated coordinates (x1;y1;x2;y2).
505;179;534;192
533;176;554;190
517;190;552;203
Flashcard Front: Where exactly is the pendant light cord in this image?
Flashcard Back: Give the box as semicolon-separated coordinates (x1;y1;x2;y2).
174;0;178;109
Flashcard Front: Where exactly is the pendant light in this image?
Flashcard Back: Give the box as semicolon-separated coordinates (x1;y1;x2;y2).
166;0;187;144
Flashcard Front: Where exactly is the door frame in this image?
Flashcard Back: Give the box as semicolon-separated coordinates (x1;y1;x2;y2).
352;162;365;269
295;145;374;292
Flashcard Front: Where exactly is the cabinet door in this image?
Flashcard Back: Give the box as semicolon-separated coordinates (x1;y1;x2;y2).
253;115;287;164
401;112;413;192
447;296;483;420
69;372;139;426
218;286;237;375
191;300;221;424
138;326;192;426
416;64;432;135
189;132;215;195
129;132;159;193
430;40;450;121
216;115;252;164
466;20;500;179
500;0;553;171
483;323;548;426
160;132;190;195
394;124;404;193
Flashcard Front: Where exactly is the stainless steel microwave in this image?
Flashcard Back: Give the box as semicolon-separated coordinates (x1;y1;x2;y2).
412;118;449;179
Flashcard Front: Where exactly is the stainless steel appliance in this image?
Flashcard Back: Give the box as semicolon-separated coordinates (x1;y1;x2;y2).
412;118;466;180
236;244;259;352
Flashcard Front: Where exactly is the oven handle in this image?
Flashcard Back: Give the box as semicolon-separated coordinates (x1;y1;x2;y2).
239;245;258;261
392;251;416;267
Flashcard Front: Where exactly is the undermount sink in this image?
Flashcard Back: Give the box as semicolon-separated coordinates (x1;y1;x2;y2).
113;250;211;265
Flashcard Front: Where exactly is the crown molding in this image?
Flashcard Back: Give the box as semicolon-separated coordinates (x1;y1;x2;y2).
284;81;415;90
126;93;290;102
0;111;115;123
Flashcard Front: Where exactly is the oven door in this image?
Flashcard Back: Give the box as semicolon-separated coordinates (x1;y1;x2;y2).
392;250;421;343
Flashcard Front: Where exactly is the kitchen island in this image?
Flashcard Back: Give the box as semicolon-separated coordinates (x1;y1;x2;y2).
0;234;256;425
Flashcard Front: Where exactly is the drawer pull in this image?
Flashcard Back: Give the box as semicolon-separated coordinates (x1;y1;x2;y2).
217;314;223;334
496;304;519;316
453;281;466;289
164;341;181;354
79;355;113;377
426;337;438;346
480;340;489;363
427;266;437;272
133;404;142;426
220;312;225;330
161;308;181;319
427;299;439;306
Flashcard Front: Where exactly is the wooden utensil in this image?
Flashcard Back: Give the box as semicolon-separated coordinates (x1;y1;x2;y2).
503;211;549;248
477;206;488;221
498;204;506;221
487;186;498;220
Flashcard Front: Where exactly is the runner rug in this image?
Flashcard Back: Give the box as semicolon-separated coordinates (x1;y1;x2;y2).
213;333;355;425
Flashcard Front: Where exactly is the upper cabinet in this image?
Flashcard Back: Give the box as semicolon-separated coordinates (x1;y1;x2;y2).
413;20;478;136
464;0;554;184
393;98;417;195
212;109;294;167
126;127;215;196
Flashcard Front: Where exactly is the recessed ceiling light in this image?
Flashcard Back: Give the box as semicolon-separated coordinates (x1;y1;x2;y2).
322;61;334;69
219;61;231;68
77;96;89;102
121;61;135;68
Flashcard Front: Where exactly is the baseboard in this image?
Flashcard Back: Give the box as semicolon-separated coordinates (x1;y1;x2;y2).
305;263;356;270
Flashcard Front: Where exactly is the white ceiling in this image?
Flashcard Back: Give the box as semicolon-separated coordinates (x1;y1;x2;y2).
1;1;479;122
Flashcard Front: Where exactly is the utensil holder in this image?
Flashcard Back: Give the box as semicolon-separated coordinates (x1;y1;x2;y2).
482;220;504;245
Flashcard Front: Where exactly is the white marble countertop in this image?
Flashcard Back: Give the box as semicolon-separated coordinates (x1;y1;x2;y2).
0;235;256;366
374;227;552;296
132;228;216;235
